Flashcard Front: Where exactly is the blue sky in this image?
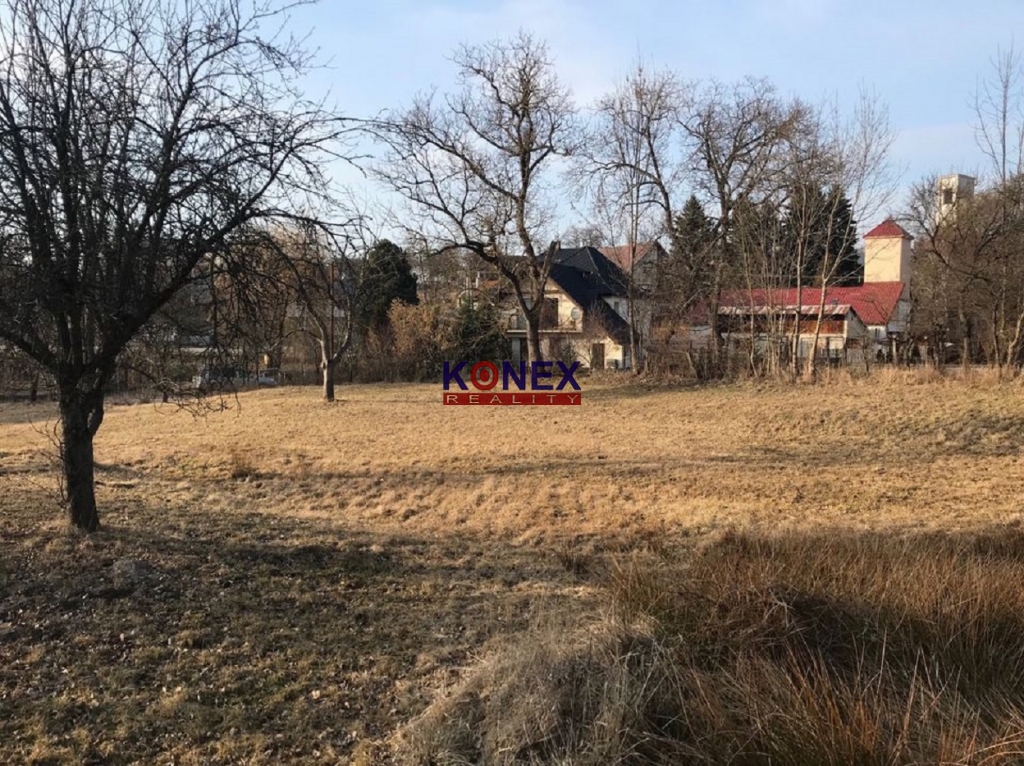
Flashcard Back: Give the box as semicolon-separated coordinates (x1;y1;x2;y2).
288;0;1021;223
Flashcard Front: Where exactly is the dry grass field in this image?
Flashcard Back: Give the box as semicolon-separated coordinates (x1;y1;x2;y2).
4;371;1024;763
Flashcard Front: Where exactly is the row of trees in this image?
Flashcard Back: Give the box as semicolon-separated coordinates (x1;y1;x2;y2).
205;233;505;390
3;223;508;399
370;33;895;380
905;49;1024;371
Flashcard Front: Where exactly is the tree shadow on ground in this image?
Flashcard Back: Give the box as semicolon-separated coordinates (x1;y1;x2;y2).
0;489;592;765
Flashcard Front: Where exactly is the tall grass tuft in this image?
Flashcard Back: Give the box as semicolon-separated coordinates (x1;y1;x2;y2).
394;528;1024;764
226;448;259;479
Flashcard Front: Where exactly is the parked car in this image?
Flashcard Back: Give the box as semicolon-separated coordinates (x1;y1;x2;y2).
192;366;244;391
253;370;278;387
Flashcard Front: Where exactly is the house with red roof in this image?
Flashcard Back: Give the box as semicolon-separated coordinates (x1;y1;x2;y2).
598;241;667;288
715;219;914;363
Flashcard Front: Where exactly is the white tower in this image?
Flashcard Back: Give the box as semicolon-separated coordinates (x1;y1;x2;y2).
937;174;976;223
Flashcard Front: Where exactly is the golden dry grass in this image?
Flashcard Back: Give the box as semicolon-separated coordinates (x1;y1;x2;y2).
7;373;1024;539
2;373;1024;763
402;530;1024;765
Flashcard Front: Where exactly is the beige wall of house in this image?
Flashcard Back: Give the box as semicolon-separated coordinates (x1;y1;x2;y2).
553;290;581;330
505;286;582;331
601;295;629;320
506;288;628;369
864;234;912;285
564;337;626;369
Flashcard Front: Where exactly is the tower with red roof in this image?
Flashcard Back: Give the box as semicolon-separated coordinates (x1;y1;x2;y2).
864;219;912;291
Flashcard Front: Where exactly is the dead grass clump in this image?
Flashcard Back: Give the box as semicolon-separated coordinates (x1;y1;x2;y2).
553;537;593;578
816;365;860;386
392;528;1024;765
870;365;947;387
226;448;259;479
962;365;1024;387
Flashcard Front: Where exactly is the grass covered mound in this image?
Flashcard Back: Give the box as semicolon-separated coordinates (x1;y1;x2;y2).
395;529;1024;765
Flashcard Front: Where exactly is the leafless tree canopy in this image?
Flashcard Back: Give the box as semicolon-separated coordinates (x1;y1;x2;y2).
904;49;1024;371
570;62;899;378
974;45;1024;185
0;0;349;530
370;31;580;363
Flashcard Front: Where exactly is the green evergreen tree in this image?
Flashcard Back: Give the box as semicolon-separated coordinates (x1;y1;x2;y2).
828;192;861;285
451;297;510;364
664;195;717;301
672;195;716;264
356;240;419;333
783;186;860;287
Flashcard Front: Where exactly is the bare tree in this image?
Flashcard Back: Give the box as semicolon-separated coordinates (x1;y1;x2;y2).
800;94;895;377
683;79;811;373
767;93;894;378
288;230;356;401
560;222;609;248
576;64;714;377
237;224;358;401
371;32;579;363
0;0;348;531
906;176;1024;371
582;71;809;377
905;48;1024;374
580;64;674;373
975;45;1024;186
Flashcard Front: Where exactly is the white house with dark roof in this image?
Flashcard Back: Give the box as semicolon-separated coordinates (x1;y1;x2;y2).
503;247;640;369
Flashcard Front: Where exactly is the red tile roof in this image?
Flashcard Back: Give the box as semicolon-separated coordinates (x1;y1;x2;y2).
719;282;906;326
599;242;657;272
720;303;854;318
864;219;912;240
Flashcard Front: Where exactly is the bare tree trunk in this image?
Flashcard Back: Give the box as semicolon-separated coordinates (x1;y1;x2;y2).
1003;309;1024;369
322;364;335;401
960;308;971;376
806;286;830;380
709;270;723;376
992;305;1004;374
58;386;104;532
791;283;803;379
628;321;639;374
526;307;543;364
320;344;336;402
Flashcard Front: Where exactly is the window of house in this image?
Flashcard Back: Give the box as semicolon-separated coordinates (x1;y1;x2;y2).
942;188;954;205
541;297;559;328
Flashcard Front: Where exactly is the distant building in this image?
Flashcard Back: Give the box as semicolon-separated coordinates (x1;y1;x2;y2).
597;241;668;290
937;174;976;224
711;218;914;363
